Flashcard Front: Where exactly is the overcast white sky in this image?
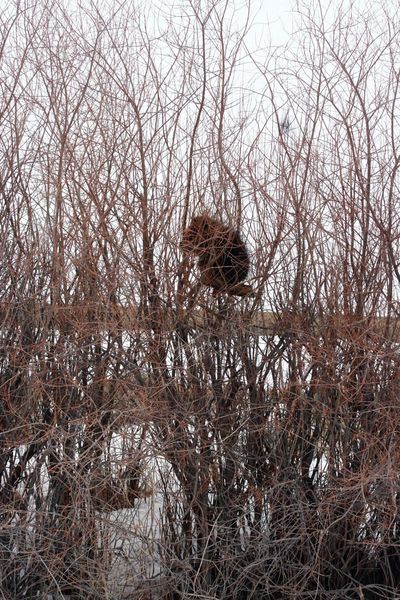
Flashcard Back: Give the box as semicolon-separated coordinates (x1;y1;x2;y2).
249;0;297;47
235;0;381;50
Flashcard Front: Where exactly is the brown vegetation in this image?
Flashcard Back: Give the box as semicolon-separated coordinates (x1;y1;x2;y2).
0;1;399;599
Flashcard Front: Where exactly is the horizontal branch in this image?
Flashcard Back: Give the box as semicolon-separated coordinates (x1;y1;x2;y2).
0;302;399;340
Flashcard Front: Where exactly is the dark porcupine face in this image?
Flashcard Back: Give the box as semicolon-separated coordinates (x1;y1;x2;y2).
217;230;249;285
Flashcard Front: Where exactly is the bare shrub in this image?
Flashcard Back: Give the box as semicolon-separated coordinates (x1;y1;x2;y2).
0;1;399;599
